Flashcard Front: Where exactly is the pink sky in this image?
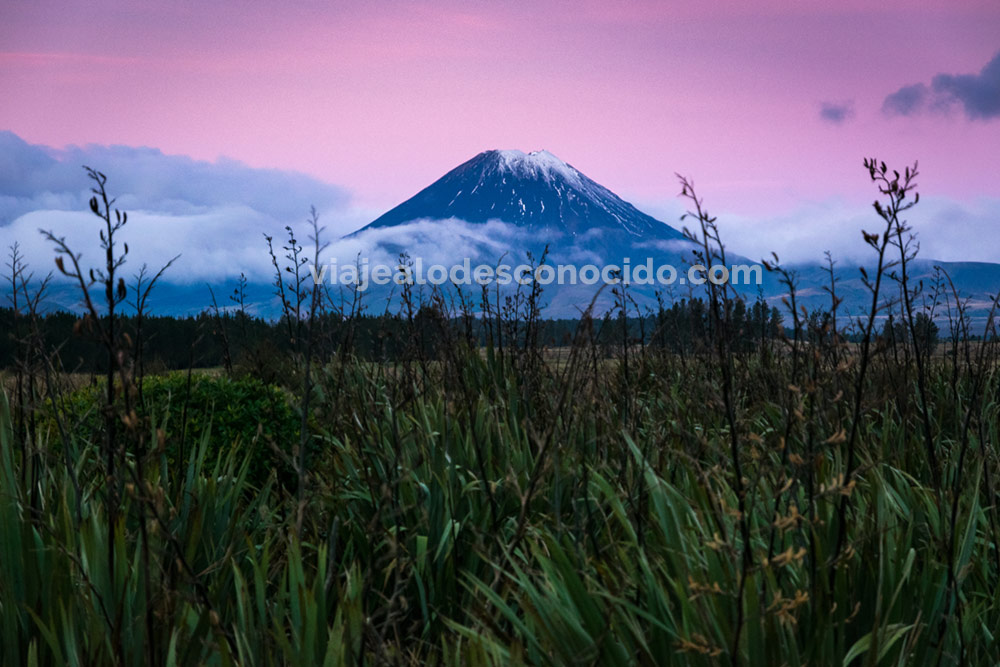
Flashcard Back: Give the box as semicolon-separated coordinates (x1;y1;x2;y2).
2;0;999;216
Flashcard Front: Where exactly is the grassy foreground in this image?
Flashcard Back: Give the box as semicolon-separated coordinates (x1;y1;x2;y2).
2;332;1000;665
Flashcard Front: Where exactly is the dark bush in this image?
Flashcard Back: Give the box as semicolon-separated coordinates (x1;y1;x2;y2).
48;373;299;487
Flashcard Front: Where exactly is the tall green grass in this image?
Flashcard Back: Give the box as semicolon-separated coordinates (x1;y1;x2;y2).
1;337;998;664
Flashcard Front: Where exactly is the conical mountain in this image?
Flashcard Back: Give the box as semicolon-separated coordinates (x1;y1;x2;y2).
353;149;684;240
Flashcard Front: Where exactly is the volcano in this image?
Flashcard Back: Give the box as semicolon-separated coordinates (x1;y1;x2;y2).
352;149;685;241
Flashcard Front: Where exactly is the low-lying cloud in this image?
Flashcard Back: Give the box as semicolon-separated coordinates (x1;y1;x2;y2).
0;130;365;286
635;195;1000;266
883;50;1000;120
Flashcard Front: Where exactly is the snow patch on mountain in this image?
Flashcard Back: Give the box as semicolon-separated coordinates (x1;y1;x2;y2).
494;149;584;187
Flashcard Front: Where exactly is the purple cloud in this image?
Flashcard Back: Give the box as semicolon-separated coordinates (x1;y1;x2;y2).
819;101;855;124
882;83;929;116
884;50;1000;120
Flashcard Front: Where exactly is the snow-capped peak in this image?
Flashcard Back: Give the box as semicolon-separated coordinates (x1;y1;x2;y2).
491;149;582;187
353;148;685;241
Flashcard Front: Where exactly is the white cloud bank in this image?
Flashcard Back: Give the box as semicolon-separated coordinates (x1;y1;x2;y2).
635;195;1000;266
0;131;365;284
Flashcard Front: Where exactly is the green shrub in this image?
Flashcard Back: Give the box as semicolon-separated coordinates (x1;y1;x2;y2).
47;373;299;487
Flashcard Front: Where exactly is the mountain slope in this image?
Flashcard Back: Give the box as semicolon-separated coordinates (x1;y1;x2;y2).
353;149;685;240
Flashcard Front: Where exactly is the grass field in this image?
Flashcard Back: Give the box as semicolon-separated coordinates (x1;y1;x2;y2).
3;323;1000;665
